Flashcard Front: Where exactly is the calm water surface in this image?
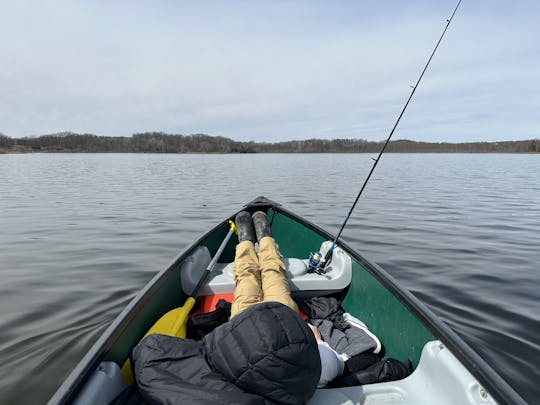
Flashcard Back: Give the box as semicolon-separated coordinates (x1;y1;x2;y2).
0;153;539;404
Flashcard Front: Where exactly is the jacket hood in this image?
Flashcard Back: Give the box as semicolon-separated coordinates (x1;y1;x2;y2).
204;301;321;405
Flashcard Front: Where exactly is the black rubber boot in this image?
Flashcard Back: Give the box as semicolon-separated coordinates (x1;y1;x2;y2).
252;211;272;241
235;211;256;243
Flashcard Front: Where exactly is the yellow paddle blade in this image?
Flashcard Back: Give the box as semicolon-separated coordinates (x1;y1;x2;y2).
121;359;135;385
121;296;197;384
143;296;196;339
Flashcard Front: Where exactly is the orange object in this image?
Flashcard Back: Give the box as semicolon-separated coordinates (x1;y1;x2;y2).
192;294;234;315
193;293;308;319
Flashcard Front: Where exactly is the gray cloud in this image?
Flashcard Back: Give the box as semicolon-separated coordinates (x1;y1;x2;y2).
0;0;538;141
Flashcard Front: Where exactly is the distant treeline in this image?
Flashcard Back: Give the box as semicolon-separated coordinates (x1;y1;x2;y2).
1;132;539;153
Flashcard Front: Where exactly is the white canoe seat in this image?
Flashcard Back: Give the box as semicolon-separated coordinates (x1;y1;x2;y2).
308;340;497;405
180;241;352;297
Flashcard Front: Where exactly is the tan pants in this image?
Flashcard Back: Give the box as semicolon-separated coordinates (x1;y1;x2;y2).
230;236;298;318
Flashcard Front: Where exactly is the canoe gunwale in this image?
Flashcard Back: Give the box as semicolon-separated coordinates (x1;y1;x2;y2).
49;196;525;405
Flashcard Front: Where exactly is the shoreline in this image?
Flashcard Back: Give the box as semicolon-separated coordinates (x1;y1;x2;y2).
1;133;539;154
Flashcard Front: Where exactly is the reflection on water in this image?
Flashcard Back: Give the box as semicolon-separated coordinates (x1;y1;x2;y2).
0;153;538;403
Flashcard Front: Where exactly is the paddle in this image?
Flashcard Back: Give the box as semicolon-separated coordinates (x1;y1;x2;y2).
121;220;237;383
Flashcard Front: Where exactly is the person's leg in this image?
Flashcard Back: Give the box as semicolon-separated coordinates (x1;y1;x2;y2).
231;240;263;317
230;212;262;318
253;211;298;312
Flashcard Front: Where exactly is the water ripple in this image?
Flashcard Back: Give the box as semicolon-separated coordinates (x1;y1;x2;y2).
0;153;539;404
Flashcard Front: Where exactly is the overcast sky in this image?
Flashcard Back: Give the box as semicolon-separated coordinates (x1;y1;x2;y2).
1;1;538;142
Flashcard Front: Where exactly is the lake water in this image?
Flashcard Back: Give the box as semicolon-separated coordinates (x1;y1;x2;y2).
0;153;538;404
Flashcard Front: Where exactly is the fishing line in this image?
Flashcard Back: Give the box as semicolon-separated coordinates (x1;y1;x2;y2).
309;0;463;273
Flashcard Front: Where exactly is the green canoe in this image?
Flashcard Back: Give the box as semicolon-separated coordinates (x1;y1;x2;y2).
49;197;525;405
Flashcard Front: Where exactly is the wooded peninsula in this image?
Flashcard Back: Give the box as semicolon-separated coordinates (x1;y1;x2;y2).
1;132;539;153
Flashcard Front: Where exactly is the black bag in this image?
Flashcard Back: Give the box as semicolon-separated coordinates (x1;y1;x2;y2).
345;352;382;374
186;299;231;340
330;358;412;387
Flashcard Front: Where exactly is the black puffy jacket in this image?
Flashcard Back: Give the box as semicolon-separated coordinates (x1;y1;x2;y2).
132;301;321;404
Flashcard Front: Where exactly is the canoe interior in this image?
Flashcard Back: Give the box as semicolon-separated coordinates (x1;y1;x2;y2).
103;207;435;368
271;209;435;365
103;223;236;366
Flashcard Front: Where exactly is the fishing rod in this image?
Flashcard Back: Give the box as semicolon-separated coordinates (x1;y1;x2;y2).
309;0;462;274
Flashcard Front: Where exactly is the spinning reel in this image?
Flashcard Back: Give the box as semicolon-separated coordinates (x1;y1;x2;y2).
308;251;327;275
